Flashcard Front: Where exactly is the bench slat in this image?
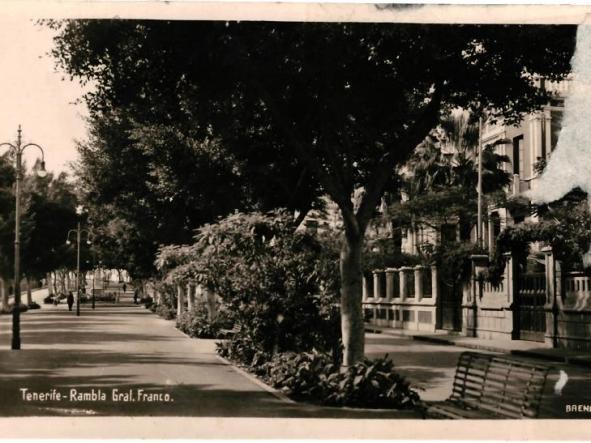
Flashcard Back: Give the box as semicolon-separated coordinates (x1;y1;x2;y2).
425;351;550;419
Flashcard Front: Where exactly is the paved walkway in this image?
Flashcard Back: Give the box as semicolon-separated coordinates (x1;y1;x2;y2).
0;301;417;418
2;293;588;418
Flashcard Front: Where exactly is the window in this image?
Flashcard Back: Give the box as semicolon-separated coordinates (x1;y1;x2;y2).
441;223;457;244
512;135;524;176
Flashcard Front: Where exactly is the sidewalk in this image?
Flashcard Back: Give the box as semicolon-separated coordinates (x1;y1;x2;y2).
0;303;418;418
366;324;591;368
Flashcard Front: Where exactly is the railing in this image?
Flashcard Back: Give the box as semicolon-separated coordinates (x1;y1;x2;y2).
544;78;572;96
363;265;438;332
564;273;591;311
519;272;546;295
483;280;505;294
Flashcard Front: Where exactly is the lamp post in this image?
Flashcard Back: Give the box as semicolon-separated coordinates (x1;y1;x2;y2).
0;126;47;350
477;116;484;249
66;206;91;317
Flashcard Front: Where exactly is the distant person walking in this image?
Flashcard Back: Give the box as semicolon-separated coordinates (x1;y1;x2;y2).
122;283;127;293
67;292;74;311
133;288;139;305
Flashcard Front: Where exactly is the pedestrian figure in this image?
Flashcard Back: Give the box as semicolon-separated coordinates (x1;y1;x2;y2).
122;283;127;293
67;291;74;311
133;288;139;305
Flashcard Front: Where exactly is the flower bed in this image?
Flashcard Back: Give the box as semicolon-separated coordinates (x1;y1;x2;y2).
217;342;420;410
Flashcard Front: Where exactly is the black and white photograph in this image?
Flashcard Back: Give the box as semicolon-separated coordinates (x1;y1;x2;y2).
0;2;590;439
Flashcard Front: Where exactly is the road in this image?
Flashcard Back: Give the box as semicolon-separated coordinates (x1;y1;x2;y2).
365;331;591;418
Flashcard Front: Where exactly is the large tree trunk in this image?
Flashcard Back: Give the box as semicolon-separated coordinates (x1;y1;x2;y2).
0;278;7;311
46;273;54;296
6;278;13;305
59;271;66;294
81;271;86;293
26;277;32;306
340;233;365;366
204;287;218;321
51;271;58;295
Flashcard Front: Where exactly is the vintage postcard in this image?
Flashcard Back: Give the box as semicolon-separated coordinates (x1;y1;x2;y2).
0;1;591;440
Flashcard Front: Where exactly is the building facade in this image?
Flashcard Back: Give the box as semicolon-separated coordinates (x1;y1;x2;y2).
365;78;591;350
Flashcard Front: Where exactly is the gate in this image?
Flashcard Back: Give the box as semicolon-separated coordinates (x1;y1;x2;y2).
515;272;546;342
437;280;462;331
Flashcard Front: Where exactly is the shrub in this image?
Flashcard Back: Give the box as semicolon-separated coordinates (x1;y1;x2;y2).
154;304;176;320
27;301;41;310
259;352;420;410
262;351;332;399
322;356;420;409
362;237;422;274
94;293;116;302
193;210;342;358
1;303;29;314
216;336;259;366
176;304;229;338
43;295;55;304
432;241;483;289
141;296;153;308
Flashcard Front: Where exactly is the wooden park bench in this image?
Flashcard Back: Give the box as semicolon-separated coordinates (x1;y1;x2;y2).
425;351;551;419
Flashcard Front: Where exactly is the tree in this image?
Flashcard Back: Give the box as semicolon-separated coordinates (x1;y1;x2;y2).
50;21;575;365
0;153;16;309
21;172;78;278
156;210;342;361
0;150;78;308
72;99;322;280
489;187;591;283
391;110;511;248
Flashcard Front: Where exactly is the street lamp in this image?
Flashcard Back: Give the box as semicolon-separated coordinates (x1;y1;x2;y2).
0;126;46;350
66;206;92;317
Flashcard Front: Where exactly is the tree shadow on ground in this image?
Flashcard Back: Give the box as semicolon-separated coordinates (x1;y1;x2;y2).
0;348;420;418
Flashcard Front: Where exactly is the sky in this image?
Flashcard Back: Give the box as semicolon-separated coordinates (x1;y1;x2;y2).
0;18;88;175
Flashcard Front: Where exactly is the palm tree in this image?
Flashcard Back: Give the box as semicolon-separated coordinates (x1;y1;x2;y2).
398;110;511;243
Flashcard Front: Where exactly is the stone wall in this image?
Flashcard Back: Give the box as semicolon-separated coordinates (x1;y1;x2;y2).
554;271;591;351
462;254;515;341
363;265;438;332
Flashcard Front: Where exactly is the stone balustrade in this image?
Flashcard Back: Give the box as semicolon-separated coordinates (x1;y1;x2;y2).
362;265;438;332
564;273;591;311
556;271;591;350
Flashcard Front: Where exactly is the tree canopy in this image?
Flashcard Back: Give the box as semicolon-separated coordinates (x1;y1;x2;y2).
49;20;576;364
0;152;79;288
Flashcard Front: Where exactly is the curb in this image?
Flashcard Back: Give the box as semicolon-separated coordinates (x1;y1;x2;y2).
147;307;296;405
510;350;591;369
215;355;296;404
411;334;508;353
